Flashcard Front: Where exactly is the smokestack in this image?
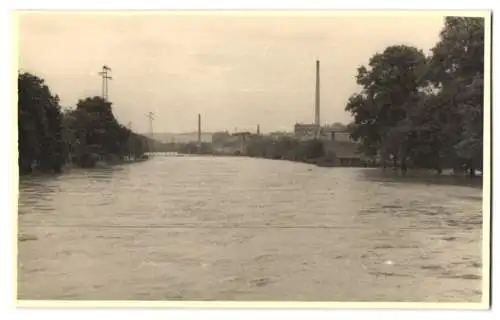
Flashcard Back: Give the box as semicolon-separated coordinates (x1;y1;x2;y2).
315;60;320;136
198;114;201;145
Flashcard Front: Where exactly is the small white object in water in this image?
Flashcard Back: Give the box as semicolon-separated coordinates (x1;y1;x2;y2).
384;260;394;265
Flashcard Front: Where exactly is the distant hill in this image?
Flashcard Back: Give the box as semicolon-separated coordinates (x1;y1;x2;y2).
143;132;214;143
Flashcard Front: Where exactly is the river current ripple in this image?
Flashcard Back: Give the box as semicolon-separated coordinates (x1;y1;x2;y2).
18;156;484;302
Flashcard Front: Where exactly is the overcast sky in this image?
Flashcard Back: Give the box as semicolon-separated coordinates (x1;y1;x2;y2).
18;12;446;133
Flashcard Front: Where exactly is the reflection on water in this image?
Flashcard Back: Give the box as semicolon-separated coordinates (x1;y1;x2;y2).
18;157;484;302
361;168;483;189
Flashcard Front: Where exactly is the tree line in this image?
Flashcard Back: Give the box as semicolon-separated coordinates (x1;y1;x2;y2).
18;72;150;175
345;17;485;176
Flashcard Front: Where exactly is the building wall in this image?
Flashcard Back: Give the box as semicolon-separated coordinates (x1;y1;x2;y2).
212;131;231;144
294;123;354;143
326;131;352;142
294;124;319;138
268;131;294;141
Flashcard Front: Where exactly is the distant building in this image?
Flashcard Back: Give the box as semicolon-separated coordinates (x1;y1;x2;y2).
232;132;253;154
211;131;231;144
232;132;252;137
268;131;294;141
294;123;320;140
150;132;213;144
294;123;353;142
212;131;256;154
321;127;352;142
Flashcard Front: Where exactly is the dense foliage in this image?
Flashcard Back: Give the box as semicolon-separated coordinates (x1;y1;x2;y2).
18;73;65;174
18;73;150;175
345;17;485;176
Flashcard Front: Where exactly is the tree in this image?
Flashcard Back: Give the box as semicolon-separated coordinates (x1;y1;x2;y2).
18;72;65;174
428;17;485;176
59;96;149;167
345;45;428;169
344;17;485;176
75;97;123;156
18;71;151;175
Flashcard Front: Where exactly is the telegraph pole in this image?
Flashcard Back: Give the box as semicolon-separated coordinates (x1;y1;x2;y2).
98;65;112;101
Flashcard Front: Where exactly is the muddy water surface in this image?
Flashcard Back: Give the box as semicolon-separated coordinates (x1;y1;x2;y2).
18;156;484;301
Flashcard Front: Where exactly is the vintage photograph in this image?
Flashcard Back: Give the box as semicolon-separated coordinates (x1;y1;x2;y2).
16;11;490;304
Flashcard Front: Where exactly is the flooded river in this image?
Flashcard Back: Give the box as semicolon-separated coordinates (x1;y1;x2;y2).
17;156;484;302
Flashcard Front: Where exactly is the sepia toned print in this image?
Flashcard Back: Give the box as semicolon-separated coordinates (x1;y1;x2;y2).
16;11;490;305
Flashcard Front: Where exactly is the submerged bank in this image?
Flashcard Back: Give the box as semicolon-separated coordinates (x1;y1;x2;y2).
19;155;150;177
177;151;483;187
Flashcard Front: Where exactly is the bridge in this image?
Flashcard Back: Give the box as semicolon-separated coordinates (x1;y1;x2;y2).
144;152;183;157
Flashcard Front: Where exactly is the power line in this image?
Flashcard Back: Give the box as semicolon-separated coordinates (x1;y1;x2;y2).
98;65;112;101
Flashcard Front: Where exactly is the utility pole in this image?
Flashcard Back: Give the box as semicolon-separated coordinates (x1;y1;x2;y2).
145;112;155;152
98;65;112;101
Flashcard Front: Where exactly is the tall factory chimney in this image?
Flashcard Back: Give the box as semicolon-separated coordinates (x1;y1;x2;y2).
315;60;321;138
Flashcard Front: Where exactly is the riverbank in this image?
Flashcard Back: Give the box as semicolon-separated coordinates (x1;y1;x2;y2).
19;156;150;177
